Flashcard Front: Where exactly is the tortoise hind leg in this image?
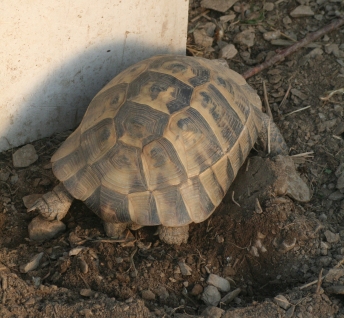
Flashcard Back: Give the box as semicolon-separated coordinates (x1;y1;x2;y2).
258;113;289;156
158;225;189;245
103;222;129;239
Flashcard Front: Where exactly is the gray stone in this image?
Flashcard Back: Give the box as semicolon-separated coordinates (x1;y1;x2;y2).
0;169;10;182
219;44;238;59
335;163;344;178
201;306;224;318
22;194;43;209
201;286;221;306
193;29;214;48
324;230;340;243
201;0;236;12
207;274;230;292
28;216;66;241
291;88;308;100
141;289;156;300
338;174;344;189
221;287;241;303
20;252;44;273
290;5;314;18
234;29;255;47
274;294;290;310
154;286;169;300
12;144;38;168
263;30;281;41
325;44;341;58
219;14;236;23
263;2;274;11
327;285;344;294
328;191;344;201
324;268;344;283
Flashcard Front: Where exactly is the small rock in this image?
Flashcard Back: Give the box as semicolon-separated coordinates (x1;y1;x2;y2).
291;88;308;101
263;30;281;41
201;306;224;318
193;29;214;48
207;274;230;292
324;268;344;282
0;169;10;182
219;14;236;23
178;261;192;276
80;289;94;297
328;191;344;201
286;305;295;318
12;144;38;168
154;286;169;300
201;0;236;12
191;283;203;296
22;194;43;209
221;287;241;303
78;258;89;274
263;2;274;11
69;246;86;256
201;286;221;306
290;5;314;18
283;16;292;24
28;216;66;241
219;44;238;59
327;285;344;294
142;289;156;300
79;309;93;316
234;29;255;47
274;294;290;310
25;298;36;306
20;252;44;273
324;230;340;243
325;44;340;58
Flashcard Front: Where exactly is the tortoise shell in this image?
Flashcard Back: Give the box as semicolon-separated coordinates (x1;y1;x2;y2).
51;55;263;227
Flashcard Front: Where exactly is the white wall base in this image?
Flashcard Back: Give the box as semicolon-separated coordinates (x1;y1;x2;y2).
0;0;188;152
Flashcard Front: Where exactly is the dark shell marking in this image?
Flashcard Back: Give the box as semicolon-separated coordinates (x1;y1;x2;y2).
51;55;263;227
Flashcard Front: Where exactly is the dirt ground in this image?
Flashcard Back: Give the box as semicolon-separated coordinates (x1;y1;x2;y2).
1;1;344;317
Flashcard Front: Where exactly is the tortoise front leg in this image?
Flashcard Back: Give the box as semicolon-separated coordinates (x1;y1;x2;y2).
28;183;73;221
103;222;129;239
158;225;189;245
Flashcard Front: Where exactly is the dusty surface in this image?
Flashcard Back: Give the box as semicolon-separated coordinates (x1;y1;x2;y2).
1;1;344;317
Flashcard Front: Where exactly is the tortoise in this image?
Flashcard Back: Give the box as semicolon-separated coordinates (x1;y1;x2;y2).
28;55;288;245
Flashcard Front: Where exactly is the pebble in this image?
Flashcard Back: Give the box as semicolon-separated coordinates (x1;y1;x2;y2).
263;30;281;41
20;252;44;273
290;5;314;18
141;289;156;300
325;44;341;58
206;274;230;292
28;216;66;241
221;287;241;303
201;0;236;12
324;268;344;282
178;261;192;276
191;283;203;296
154;286;169;300
22;194;43;209
193;29;214;48
79;258;89;274
283;16;292;24
328;191;344;201
219;14;236;23
263;2;274;11
291;88;307;101
69;246;86;256
274;294;291;310
324;230;340;243
201;286;221;306
0;169;10;182
234;29;255;47
201;306;224;318
219;44;238;59
327;285;344;294
80;289;94;297
12;144;39;168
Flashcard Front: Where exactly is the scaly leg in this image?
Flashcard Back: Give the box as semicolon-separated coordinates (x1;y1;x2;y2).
158;225;189;245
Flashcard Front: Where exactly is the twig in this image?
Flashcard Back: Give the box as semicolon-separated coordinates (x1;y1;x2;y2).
284;106;311;117
278;84;292;108
232;191;241;207
242;19;344;79
263;81;273;119
316;268;323;294
191;9;210;22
